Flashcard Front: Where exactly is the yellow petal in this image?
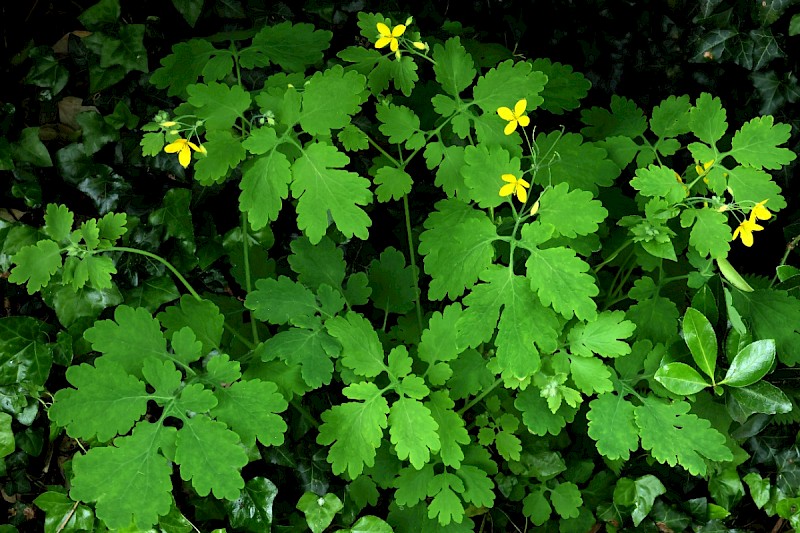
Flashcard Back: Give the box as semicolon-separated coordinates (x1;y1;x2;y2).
499;183;516;197
497;106;515;121
164;139;187;153
501;173;517;183
375;36;392;48
392;24;406;37
197;145;207;154
518;178;530;188
178;146;191;168
503;120;517;135
376;23;391;37
390;38;399;52
514;99;527;117
517;115;530;128
751;200;771;221
187;141;201;152
516;185;528;203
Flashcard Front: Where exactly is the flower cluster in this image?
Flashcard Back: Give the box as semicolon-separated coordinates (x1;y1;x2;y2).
374;18;426;59
733;200;771;247
155;115;207;169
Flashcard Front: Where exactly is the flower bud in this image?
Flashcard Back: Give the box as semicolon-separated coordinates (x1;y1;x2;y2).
395;49;402;60
405;16;414;26
160;121;177;128
530;200;540;216
412;41;426;50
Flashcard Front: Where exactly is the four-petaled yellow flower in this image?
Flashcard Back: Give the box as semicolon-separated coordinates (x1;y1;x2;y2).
732;216;763;247
376;23;406;52
750;199;771;221
497;99;530;135
499;174;530;203
164;138;203;168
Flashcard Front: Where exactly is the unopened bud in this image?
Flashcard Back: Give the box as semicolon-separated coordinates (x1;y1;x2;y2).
169;129;179;135
198;145;207;154
530;200;540;216
412;41;426;50
160;121;177;127
405;16;414;26
717;204;728;212
395;49;402;60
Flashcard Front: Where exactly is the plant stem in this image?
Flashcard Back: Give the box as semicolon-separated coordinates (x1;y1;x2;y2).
241;213;259;344
403;195;425;332
291;399;320;428
458;378;503;415
593;239;633;273
771;234;800;286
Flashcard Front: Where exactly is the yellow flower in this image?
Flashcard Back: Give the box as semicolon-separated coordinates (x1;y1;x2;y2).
497;99;530;135
732;217;763;247
499;174;530;203
750;199;771;221
375;23;406;52
695;159;714;176
164;138;203;168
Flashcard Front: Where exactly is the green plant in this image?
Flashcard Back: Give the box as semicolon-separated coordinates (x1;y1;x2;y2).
3;2;800;531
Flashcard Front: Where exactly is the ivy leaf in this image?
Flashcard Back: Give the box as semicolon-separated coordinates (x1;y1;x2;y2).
251;21;332;72
538;183;607;238
587;393;639;460
418;199;497;300
299;66;366;136
533;132;619;194
186;82;251;131
70;423;175;530
224;477;278;533
44;204;74;243
175;416;248;499
580;95;647;139
84;305;166;378
239;148;292;230
212;379;288;447
343;515;392;533
50;358;148;442
614;475;667;526
532;59;591;115
730;115;795;170
245;276;317;325
33;491;95;533
551;482;582;519
654;362;711;395
461;145;521;209
635;397;733;476
432;37;476;97
317;382;390;478
725;166;786;211
472;60;548;114
631;164;688;204
389;398;440;469
425;391;469;468
297;492;343;533
367;247;416;314
326;312;386;378
680;208;732;259
568;310;635;358
291;142;372;244
158;296;224;354
570;357;613;394
373;166;413;202
0;317;53;387
689;93;727;145
9;240;63;294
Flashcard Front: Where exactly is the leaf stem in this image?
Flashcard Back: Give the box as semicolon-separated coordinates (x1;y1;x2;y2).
241;213;259;344
593;239;633;273
458;378;503;415
770;234;800;287
403;195;425;332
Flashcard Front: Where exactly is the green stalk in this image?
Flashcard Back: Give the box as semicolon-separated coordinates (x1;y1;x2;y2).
403;195;425;332
241;213;259;344
457;378;503;416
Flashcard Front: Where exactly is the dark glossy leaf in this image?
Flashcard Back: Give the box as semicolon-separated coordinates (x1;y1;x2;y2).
33;490;95;533
149;188;195;242
692;285;719;326
12;128;52;167
297;492;343;533
721;340;775;387
123;276;180;312
26;47;69;95
55;144;132;213
0;412;13;457
78;0;119;29
683;307;717;379
171;0;204;27
655;362;711;394
76;111;119;155
224;477;278;532
0;317;53;387
44;283;123;328
729;381;792;415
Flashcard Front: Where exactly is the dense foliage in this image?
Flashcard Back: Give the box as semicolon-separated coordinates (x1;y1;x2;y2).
2;0;800;531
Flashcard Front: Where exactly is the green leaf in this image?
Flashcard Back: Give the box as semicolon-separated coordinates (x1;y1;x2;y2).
97;211;127;242
150;188;194;242
262;327;338;389
418;199;497;300
461;145;521;208
193;130;246;185
0;412;13;458
150;40;216;97
95;25;148;73
654;362;711;395
374;166;412;202
432;37;476;97
682;307;718;379
568;310;635;358
615;475;667;526
580;95;647;139
425;391;469;468
9;240;62;294
533;132;619;194
587;393;639;460
570;356;613;394
732;288;800;365
725;165;786;211
635;397;732;476
538;183;607;238
389;398;440;469
170;0;202;26
297;492;343;533
650;95;691;138
681;207;732;259
291;142;372;244
212;379;287;447
0;317;53;387
338;124;369;151
141;131;165;156
44;204;74;243
720;339;775;387
376;104;423;149
532;59;590;115
730;115;795;170
394;465;436;507
326;312;386;378
689;93;727;145
427;473;466;525
251;21;332;72
456;464;495;508
300;66;366;136
288;236;346;292
551;482;582;519
245;276;317;325
523;486;551;525
515;387;577;436
158;296;224;354
13;127;53;167
472;59;548;114
344;515;393;533
70;423;174;530
222;477;277;532
175;416;248;499
34;491;95;533
84;305;166;378
187;82;251;131
631;164;688;204
26;46;69;95
367;247;416;314
50;358;148;442
728;381;792;415
317;382;390;478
